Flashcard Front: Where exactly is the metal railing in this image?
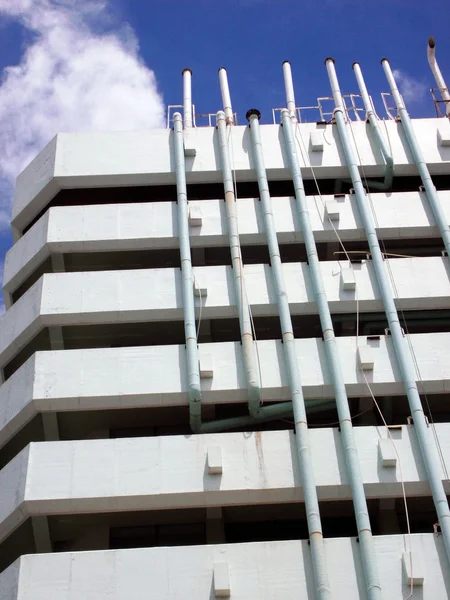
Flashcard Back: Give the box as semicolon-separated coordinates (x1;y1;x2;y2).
430;88;450;118
167;105;238;128
272;93;369;124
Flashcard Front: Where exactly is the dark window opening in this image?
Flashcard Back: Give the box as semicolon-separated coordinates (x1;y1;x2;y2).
22;174;450;235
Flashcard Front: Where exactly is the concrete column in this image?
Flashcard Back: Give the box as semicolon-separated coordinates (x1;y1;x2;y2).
206;507;225;544
377;498;400;534
51;254;65;273
42;413;60;441
32;516;52;553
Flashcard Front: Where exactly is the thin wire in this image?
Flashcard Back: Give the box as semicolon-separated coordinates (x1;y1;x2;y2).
333;250;421;260
227;124;264;405
296;114;414;598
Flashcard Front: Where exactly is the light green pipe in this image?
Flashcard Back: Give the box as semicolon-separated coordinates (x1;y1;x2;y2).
382;58;450;259
216;111;261;417
200;399;335;433
353;62;394;191
173;113;202;433
246;108;331;600
326;58;450;567
174;111;332;435
281;107;382;600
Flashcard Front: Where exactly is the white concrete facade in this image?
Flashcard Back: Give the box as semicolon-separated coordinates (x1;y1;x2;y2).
1;534;449;600
1;109;450;599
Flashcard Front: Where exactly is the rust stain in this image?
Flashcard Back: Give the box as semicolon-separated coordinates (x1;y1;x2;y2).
254;431;266;487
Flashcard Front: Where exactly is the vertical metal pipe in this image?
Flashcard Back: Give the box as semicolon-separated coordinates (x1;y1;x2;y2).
427;37;450;115
216;110;261;416
326;58;450;566
182;68;193;129
282;61;297;122
218;69;234;126
246;108;331;600
173;112;201;432
382;59;450;259
280;107;382;600
352;62;394;190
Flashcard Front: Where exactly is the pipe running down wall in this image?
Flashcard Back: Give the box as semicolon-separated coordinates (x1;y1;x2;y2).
280;108;382;600
173;112;201;431
173;112;333;434
382;58;450;260
352;62;394;191
325;58;450;567
216;109;261;417
246;108;331;600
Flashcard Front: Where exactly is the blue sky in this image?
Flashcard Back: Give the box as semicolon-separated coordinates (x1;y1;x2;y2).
0;0;449;310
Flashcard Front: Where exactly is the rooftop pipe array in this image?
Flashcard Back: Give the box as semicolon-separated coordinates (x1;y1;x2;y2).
172;37;450;598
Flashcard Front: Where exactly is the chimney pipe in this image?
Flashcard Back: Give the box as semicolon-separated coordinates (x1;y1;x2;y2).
282;61;297;122
182;68;193;129
427;37;450;116
218;68;234;125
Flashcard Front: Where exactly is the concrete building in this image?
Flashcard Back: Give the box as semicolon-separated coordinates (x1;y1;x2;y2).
1;47;450;599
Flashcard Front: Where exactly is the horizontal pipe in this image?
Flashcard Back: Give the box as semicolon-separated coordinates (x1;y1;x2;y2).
199;400;336;434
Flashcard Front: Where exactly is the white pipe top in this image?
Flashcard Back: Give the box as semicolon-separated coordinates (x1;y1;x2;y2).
325;58;345;115
218;68;234;125
352;63;374;116
381;59;406;112
282;61;297;122
182;68;193;129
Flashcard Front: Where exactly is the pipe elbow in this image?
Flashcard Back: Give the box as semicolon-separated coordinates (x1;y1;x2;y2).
181;68;192;75
324;57;335;65
247;383;262;415
380;57;389;65
428;36;436;63
351;61;360;69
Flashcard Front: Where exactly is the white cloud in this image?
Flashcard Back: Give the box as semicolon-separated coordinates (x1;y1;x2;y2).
392;69;427;105
0;0;165;226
